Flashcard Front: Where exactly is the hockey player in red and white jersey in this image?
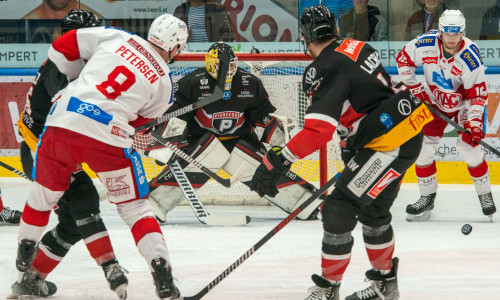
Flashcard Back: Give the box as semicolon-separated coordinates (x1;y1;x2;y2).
250;5;431;300
14;14;188;300
397;9;496;221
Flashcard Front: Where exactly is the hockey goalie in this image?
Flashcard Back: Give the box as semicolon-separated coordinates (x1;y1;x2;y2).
146;42;323;222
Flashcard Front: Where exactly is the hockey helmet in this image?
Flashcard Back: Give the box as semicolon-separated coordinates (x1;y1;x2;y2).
205;42;238;81
300;4;337;44
61;9;101;34
439;9;466;37
148;14;189;53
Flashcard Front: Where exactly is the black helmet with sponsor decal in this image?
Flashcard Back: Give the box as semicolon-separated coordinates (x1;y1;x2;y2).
300;4;337;44
61;9;101;34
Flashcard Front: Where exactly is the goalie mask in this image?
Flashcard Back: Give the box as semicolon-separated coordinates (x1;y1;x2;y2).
300;4;337;44
205;42;238;83
61;9;101;34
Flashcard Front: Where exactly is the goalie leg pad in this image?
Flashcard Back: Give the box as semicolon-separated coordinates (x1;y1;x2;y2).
148;133;231;220
223;139;321;220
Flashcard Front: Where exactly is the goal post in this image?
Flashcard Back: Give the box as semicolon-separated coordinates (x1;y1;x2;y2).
136;52;344;205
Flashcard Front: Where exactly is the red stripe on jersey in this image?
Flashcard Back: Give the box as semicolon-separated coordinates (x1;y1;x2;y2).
195;108;213;129
131;216;163;245
466;82;487;100
286;118;336;159
415;161;437;177
366;242;395;271
52;30;81;61
321;255;351;282
21;204;51;227
339;106;365;129
335;39;364;61
31;248;60;279
129;116;154;129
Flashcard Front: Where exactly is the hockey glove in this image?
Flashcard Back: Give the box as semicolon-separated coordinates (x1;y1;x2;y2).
249;147;292;198
462;119;484;147
407;83;431;104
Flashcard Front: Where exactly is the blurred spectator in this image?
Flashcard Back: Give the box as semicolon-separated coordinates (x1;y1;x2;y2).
174;0;233;42
480;0;500;40
299;0;353;19
336;0;388;41
404;0;447;40
22;0;102;19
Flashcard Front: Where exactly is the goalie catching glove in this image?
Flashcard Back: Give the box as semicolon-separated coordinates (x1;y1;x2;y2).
462;119;484;147
249;146;292;197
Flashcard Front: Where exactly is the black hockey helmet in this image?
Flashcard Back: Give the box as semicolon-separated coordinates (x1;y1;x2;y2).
300;4;337;44
61;9;101;34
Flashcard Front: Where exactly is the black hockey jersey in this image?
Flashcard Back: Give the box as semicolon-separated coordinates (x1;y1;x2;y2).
283;38;433;162
17;58;68;151
171;67;275;139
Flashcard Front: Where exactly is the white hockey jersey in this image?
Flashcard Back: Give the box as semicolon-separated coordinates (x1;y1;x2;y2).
46;27;173;148
397;30;487;121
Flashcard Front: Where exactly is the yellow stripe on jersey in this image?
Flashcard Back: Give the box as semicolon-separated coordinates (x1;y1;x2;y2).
16;112;39;152
364;105;433;152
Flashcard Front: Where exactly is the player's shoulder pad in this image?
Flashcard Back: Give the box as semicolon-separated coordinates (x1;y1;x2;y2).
414;34;437;48
334;38;366;61
459;40;483;72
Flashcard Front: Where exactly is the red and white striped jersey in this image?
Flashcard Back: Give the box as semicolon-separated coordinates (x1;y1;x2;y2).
46;27;174;148
397;30;487;121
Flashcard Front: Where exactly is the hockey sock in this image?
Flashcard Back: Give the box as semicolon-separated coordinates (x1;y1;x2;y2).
416;161;438;196
363;224;395;271
78;214;116;265
468;159;491;195
321;231;354;281
0;192;4;211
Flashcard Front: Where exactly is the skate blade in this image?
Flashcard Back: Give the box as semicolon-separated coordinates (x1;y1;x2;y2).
487;215;494;223
406;211;431;222
6;294;41;300
114;283;128;300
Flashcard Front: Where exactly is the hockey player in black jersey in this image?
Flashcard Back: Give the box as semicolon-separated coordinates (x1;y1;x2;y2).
249;5;432;300
147;42;323;222
13;10;127;299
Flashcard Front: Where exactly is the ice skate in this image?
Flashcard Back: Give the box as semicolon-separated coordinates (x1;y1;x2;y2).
16;239;38;272
9;270;57;298
102;259;129;299
151;258;180;300
0;206;22;225
478;192;496;222
406;193;436;221
304;274;340;300
345;257;399;300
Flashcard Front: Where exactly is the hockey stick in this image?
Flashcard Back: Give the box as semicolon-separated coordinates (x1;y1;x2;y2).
150;131;246;188
135;49;231;133
0;160;32;181
181;172;340;300
168;159;250;226
425;104;500;157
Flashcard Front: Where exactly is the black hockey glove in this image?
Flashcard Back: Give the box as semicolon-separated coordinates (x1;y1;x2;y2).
249;147;292;198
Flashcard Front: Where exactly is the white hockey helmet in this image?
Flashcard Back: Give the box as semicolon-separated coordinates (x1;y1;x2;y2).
439;9;466;37
148;14;189;53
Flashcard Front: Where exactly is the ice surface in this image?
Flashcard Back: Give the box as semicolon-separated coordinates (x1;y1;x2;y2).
1;178;499;300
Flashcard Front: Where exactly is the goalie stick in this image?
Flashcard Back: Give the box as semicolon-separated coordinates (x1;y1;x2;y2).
0;160;32;181
425;104;500;157
150;131;246;188
180;172;340;300
135;47;231;133
168;158;251;226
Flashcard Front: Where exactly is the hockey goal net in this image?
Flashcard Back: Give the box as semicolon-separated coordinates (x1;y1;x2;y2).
135;52;344;205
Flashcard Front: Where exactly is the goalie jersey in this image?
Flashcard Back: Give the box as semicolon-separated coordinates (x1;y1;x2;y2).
170;67;276;139
282;38;433;162
397;30;487;121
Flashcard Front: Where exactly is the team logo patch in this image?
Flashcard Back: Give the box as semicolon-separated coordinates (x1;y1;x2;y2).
212;111;242;134
335;39;364;61
432;71;453;90
432;90;462;109
367;169;401;199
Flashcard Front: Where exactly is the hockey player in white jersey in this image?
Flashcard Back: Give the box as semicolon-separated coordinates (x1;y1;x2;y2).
14;14;188;300
397;9;496;221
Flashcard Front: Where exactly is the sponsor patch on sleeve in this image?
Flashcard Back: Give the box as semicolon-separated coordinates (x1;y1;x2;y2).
469;44;484;65
415;36;436;48
460;49;480;71
335;39;365;61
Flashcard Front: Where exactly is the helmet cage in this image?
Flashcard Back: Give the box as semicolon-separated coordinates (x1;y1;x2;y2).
205;42;238;81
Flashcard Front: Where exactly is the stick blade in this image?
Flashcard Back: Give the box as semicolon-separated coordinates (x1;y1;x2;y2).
205;215;251;226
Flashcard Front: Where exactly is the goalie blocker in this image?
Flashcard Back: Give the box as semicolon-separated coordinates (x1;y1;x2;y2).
147;130;322;221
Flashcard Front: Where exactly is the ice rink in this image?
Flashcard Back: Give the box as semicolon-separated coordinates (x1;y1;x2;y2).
1;178;500;300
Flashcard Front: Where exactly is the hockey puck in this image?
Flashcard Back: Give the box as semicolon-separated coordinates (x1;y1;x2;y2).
461;224;472;235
